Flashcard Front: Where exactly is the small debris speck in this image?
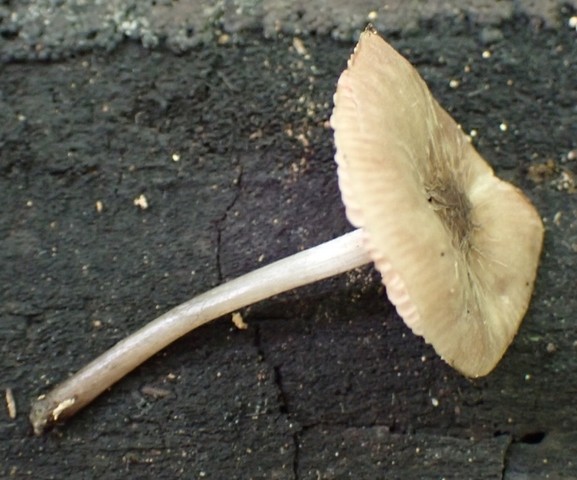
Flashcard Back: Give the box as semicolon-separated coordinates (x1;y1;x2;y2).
232;312;248;330
217;33;230;45
249;129;263;140
133;194;149;210
5;388;16;419
552;170;576;192
141;385;172;398
499;122;508;132
292;37;308;57
52;397;76;421
526;159;556;184
482;50;492;59
95;200;103;213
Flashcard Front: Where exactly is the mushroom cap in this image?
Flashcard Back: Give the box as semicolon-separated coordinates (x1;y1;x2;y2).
331;26;544;377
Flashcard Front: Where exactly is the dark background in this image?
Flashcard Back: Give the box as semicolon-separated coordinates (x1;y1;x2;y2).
1;2;577;479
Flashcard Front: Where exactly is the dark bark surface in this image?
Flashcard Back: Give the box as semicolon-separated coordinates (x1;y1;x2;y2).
1;12;577;480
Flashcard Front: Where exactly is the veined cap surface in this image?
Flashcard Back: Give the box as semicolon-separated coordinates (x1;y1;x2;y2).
331;26;544;377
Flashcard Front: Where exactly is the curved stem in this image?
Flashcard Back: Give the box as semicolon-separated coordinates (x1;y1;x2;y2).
30;228;370;435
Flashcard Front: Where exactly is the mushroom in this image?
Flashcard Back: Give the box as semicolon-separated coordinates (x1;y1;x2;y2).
332;26;543;376
29;26;544;435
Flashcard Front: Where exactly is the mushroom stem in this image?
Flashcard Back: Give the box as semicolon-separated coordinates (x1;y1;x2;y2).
30;228;371;435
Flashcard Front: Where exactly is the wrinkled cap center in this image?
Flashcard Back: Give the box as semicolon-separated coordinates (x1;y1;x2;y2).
425;179;473;253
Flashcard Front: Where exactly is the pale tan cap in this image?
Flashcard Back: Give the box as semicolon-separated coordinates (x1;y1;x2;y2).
331;26;544;377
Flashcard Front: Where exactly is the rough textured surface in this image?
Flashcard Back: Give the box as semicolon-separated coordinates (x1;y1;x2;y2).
1;0;577;60
1;1;577;479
